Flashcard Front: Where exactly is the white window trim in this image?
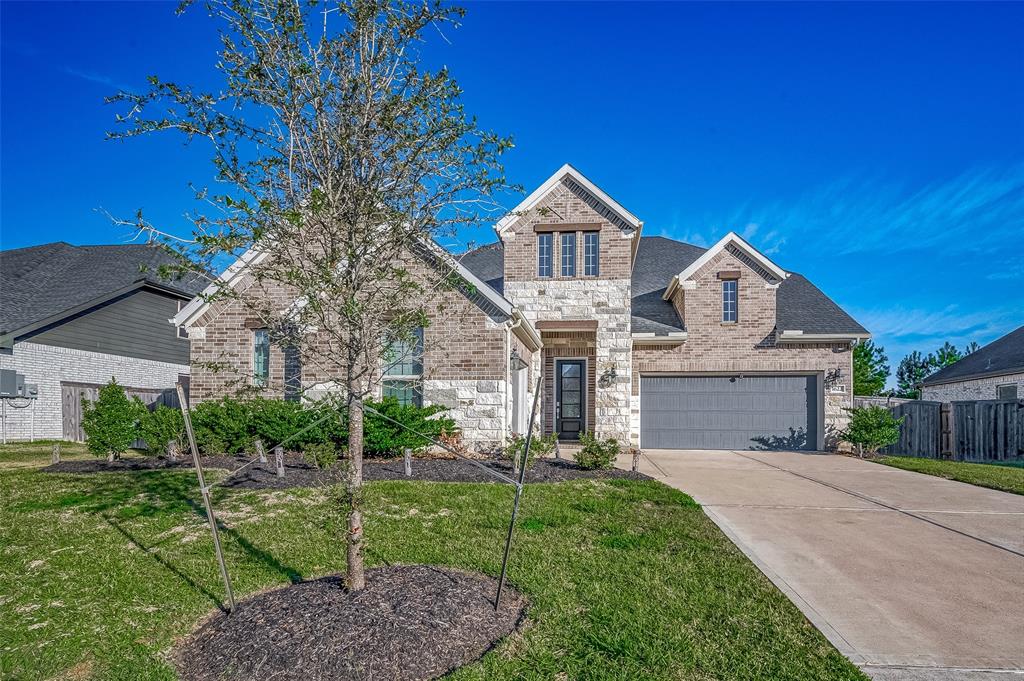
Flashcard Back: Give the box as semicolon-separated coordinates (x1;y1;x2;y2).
584;231;600;276
722;279;738;323
561;232;577;277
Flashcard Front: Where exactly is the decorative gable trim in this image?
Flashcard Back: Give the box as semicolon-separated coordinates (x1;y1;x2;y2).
494;163;643;237
662;231;788;301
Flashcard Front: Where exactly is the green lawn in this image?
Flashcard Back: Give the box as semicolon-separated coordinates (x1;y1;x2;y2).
1;443;864;681
876;456;1024;495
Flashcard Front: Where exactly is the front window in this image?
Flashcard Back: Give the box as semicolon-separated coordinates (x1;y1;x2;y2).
561;232;576;277
584;232;599;276
537;233;552;277
253;329;270;387
997;384;1018;400
722;280;738;322
382;327;423;407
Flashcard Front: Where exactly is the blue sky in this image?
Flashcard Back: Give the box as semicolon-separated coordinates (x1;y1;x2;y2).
2;2;1022;384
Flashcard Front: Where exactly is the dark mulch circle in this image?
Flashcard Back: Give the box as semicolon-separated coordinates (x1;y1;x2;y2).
40;455;248;475
173;565;527;681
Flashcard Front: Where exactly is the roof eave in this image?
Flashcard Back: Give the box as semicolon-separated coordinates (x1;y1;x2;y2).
921;366;1024;387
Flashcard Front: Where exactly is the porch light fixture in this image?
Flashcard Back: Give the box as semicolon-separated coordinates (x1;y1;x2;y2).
509;349;528;372
599;366;617;389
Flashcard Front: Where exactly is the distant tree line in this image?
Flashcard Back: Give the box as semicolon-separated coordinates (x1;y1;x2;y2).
853;339;980;399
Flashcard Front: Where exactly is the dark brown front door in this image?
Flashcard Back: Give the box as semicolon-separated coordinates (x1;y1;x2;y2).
556;359;585;440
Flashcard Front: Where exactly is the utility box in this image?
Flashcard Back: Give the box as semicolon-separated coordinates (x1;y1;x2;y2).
0;369;33;398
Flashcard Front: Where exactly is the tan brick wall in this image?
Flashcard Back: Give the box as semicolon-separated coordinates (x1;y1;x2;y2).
632;250;854;449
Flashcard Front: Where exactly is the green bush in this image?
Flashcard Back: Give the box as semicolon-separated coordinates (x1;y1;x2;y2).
81;378;145;460
304;441;339;469
503;431;558;471
575;432;620;470
362;397;456;456
843;405;904;456
190;398;252;454
137;404;185;456
181;395;451;457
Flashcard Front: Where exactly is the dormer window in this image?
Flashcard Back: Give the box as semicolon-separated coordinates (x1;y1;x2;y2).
722;280;738;322
561;232;576;277
537;233;552;277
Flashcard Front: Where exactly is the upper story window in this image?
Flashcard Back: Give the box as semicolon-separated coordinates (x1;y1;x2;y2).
253;328;270;386
537;233;553;277
997;384;1018;400
583;232;599;276
722;280;738;323
382;327;423;407
561;232;576;277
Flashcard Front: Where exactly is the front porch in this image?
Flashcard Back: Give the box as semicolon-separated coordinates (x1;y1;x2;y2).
538;324;597;442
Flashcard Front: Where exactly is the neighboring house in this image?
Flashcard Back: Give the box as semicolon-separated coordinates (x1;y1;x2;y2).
175;164;868;451
921;326;1024;402
0;242;205;441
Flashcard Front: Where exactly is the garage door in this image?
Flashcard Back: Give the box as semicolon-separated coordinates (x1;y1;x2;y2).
640;375;818;450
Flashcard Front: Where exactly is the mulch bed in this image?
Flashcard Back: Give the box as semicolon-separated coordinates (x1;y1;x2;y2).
41;453;650;489
173;565;527;681
40;455;248;475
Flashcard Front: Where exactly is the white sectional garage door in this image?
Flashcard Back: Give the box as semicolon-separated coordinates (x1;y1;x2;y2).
640;375;818;450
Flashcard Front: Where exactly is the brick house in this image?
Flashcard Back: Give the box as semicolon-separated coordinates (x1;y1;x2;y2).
0;242;204;441
175;164;869;451
921;325;1023;402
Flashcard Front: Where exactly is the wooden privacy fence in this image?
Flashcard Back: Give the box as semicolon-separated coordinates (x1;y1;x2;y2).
872;398;1024;461
61;381;182;442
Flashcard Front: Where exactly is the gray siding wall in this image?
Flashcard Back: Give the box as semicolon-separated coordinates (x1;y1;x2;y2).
23;288;189;364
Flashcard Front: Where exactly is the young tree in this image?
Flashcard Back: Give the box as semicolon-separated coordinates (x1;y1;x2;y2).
895;351;932;399
82;379;145;461
962;341;980;355
843;405;903;457
852;340;889;396
107;0;512;591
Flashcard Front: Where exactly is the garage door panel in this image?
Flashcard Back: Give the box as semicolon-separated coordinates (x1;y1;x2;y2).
640;375;818;450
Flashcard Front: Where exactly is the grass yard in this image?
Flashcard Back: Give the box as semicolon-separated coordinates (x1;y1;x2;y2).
875;455;1024;496
1;443;865;681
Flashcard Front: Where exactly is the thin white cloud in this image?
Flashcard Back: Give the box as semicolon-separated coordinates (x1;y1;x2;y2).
62;67;134;93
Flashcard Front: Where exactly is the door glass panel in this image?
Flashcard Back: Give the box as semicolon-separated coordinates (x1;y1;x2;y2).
563;404;580;418
562;377;581;391
561;363;580;377
562;421;580;432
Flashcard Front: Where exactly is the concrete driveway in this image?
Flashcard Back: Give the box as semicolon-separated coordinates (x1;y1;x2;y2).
624;449;1024;680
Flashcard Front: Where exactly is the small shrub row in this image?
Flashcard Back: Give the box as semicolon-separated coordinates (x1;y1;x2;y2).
503;431;559;471
81;379;456;460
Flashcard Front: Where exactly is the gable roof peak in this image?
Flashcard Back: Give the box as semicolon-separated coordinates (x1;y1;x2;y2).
494;163;642;236
661;231;789;301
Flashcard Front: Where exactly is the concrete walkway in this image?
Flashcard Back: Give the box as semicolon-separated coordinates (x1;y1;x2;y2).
622;449;1024;680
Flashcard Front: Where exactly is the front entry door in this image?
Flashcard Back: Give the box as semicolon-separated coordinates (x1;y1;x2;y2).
556;360;586;440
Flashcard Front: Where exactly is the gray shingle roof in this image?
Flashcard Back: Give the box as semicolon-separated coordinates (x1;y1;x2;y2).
1;242;206;337
922;325;1024;386
458;235;867;337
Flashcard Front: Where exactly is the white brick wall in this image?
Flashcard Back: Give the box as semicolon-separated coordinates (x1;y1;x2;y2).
0;341;188;441
921;373;1024;402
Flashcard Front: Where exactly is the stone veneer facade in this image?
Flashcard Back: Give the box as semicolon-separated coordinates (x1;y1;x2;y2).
921;373;1024;402
499;178;634;443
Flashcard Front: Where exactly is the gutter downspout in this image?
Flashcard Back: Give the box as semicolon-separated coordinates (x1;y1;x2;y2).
503;316;524;444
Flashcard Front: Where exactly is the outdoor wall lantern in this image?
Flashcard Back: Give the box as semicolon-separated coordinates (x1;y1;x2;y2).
599;366;617;389
509;349;528;372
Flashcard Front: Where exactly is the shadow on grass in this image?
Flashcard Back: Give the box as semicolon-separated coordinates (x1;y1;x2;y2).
28;468;306;608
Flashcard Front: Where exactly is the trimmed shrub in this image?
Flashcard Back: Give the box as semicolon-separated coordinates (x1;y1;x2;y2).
575;432;620;470
81;378;145;461
191;398;252;454
843;405;904;456
362;397;456;456
304;441;339;469
503;431;558;471
138;404;185;457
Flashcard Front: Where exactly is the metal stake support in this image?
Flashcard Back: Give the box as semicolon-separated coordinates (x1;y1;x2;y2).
177;384;235;613
495;377;542;610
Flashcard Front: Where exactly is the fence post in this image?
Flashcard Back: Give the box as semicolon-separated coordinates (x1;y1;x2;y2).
403;448;412;477
51;443;60;464
274;446;285;478
254;439;267;464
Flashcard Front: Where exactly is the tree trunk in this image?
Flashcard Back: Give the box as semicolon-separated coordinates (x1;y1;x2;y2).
346;394;365;591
